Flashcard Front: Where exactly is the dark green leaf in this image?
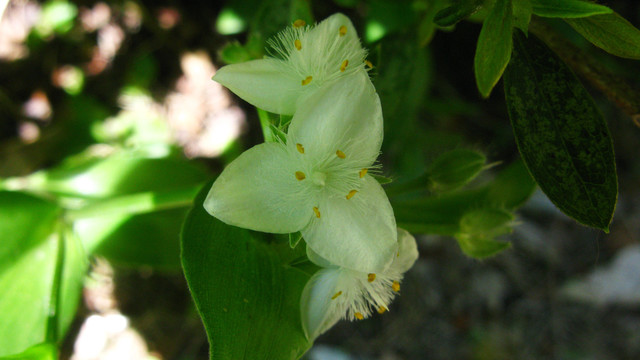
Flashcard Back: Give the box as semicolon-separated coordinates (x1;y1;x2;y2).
0;192;86;356
0;343;57;360
181;183;312;360
289;232;303;248
512;0;533;34
566;12;640;59
474;0;513;98
531;0;612;18
219;42;253;64
434;0;482;27
417;0;445;47
504;31;617;231
428;149;486;191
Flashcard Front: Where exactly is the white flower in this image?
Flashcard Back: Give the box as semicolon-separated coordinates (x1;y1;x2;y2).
300;228;419;340
212;13;369;115
204;71;396;273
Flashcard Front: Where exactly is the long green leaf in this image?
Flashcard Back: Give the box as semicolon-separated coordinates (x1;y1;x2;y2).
474;0;513;98
531;0;612;18
181;183;311;360
434;0;482;27
566;12;640;59
504;31;617;231
0;192;86;356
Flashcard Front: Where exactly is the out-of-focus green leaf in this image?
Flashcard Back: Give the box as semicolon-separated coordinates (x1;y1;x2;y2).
512;0;533;34
332;0;359;8
434;0;482;27
365;0;416;43
530;0;612;18
456;207;513;258
504;31;617;231
219;42;253;64
216;7;248;35
428;149;486;191
474;0;513;98
0;343;57;360
0;192;86;356
34;0;77;37
566;12;640;60
251;0;314;42
26;154;210;198
181;184;311;360
376;35;431;176
417;0;445;47
392;160;535;235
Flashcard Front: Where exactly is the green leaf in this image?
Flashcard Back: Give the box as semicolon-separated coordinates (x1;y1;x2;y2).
485;160;536;209
181;183;312;360
0;192;86;356
530;0;612;18
434;0;482;27
219;41;253;64
428;149;486;191
566;12;640;60
0;343;57;360
289;232;303;249
34;0;78;37
512;0;533;34
456;207;513;258
504;31;617;231
474;0;513;98
417;0;445;47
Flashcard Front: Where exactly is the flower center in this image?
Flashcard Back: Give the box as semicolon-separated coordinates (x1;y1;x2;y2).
312;171;327;187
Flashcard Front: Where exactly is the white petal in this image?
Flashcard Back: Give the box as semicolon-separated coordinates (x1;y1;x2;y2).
306;244;335;268
288;71;383;168
302;175;397;273
312;13;360;45
204;142;316;233
300;269;343;340
212;59;301;115
392;228;419;274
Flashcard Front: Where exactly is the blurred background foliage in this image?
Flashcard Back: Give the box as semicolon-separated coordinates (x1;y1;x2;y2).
0;0;639;359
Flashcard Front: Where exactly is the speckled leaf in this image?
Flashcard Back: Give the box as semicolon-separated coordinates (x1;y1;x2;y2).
504;31;617;231
474;0;513;98
181;183;311;360
566;12;640;60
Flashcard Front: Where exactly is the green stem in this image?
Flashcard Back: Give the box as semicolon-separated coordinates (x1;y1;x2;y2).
46;221;66;344
256;108;278;142
65;185;201;220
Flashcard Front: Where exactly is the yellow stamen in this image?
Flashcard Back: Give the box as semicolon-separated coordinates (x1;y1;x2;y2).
294;39;302;51
336;150;346;159
346;190;358;200
339;25;347;36
301;76;312;86
331;291;342;300
313;206;321;218
293;19;306;28
377;306;387;314
359;168;368;178
340;59;349;72
355;312;364;320
392;281;400;292
365;60;374;68
296;143;305;154
367;273;376;282
295;171;306;181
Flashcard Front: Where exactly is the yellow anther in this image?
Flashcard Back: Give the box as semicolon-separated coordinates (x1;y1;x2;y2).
339;25;347;36
367;273;376;282
340;59;349;72
346;190;358;200
301;76;312;86
365;60;374;69
295;171;306;181
355;312;364;320
296;143;305;154
336;150;346;159
331;291;342;300
313;206;321;218
392;281;400;292
294;39;302;51
377;306;387;314
359;168;368;178
293;19;306;28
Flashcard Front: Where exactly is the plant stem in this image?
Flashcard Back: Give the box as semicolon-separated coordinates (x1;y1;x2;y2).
529;17;640;125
